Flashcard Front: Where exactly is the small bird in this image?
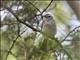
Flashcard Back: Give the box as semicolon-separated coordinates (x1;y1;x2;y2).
42;14;57;38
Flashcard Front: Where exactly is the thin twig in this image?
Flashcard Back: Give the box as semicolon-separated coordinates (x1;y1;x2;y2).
35;0;53;16
53;26;80;60
17;4;20;36
62;48;73;60
61;26;80;43
1;49;19;60
2;1;53;60
45;35;73;60
5;24;31;60
5;35;20;60
4;24;33;60
55;39;73;60
46;3;57;12
55;26;80;48
27;1;41;13
41;0;53;15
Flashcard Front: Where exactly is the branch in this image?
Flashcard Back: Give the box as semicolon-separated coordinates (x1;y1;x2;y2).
35;0;53;16
5;24;32;60
54;26;80;49
1;49;19;60
3;5;42;60
4;6;41;32
61;25;80;43
27;1;41;13
5;35;20;60
41;0;53;15
51;37;73;60
52;26;80;60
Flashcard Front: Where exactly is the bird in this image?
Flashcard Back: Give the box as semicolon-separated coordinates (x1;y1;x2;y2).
42;14;57;38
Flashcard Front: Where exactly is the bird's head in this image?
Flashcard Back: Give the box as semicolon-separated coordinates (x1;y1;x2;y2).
43;14;53;22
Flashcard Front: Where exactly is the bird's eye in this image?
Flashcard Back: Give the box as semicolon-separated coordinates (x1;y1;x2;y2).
44;15;51;18
44;14;52;18
47;15;51;17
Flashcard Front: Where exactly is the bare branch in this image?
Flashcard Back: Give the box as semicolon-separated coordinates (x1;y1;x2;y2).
55;26;80;49
27;1;41;13
1;49;19;60
4;6;41;32
5;35;19;60
62;25;80;43
35;0;54;16
41;0;53;15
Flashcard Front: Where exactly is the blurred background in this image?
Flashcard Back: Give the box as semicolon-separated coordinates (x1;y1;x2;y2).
0;0;80;60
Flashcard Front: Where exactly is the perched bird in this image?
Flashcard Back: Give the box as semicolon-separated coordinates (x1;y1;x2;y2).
42;14;57;38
